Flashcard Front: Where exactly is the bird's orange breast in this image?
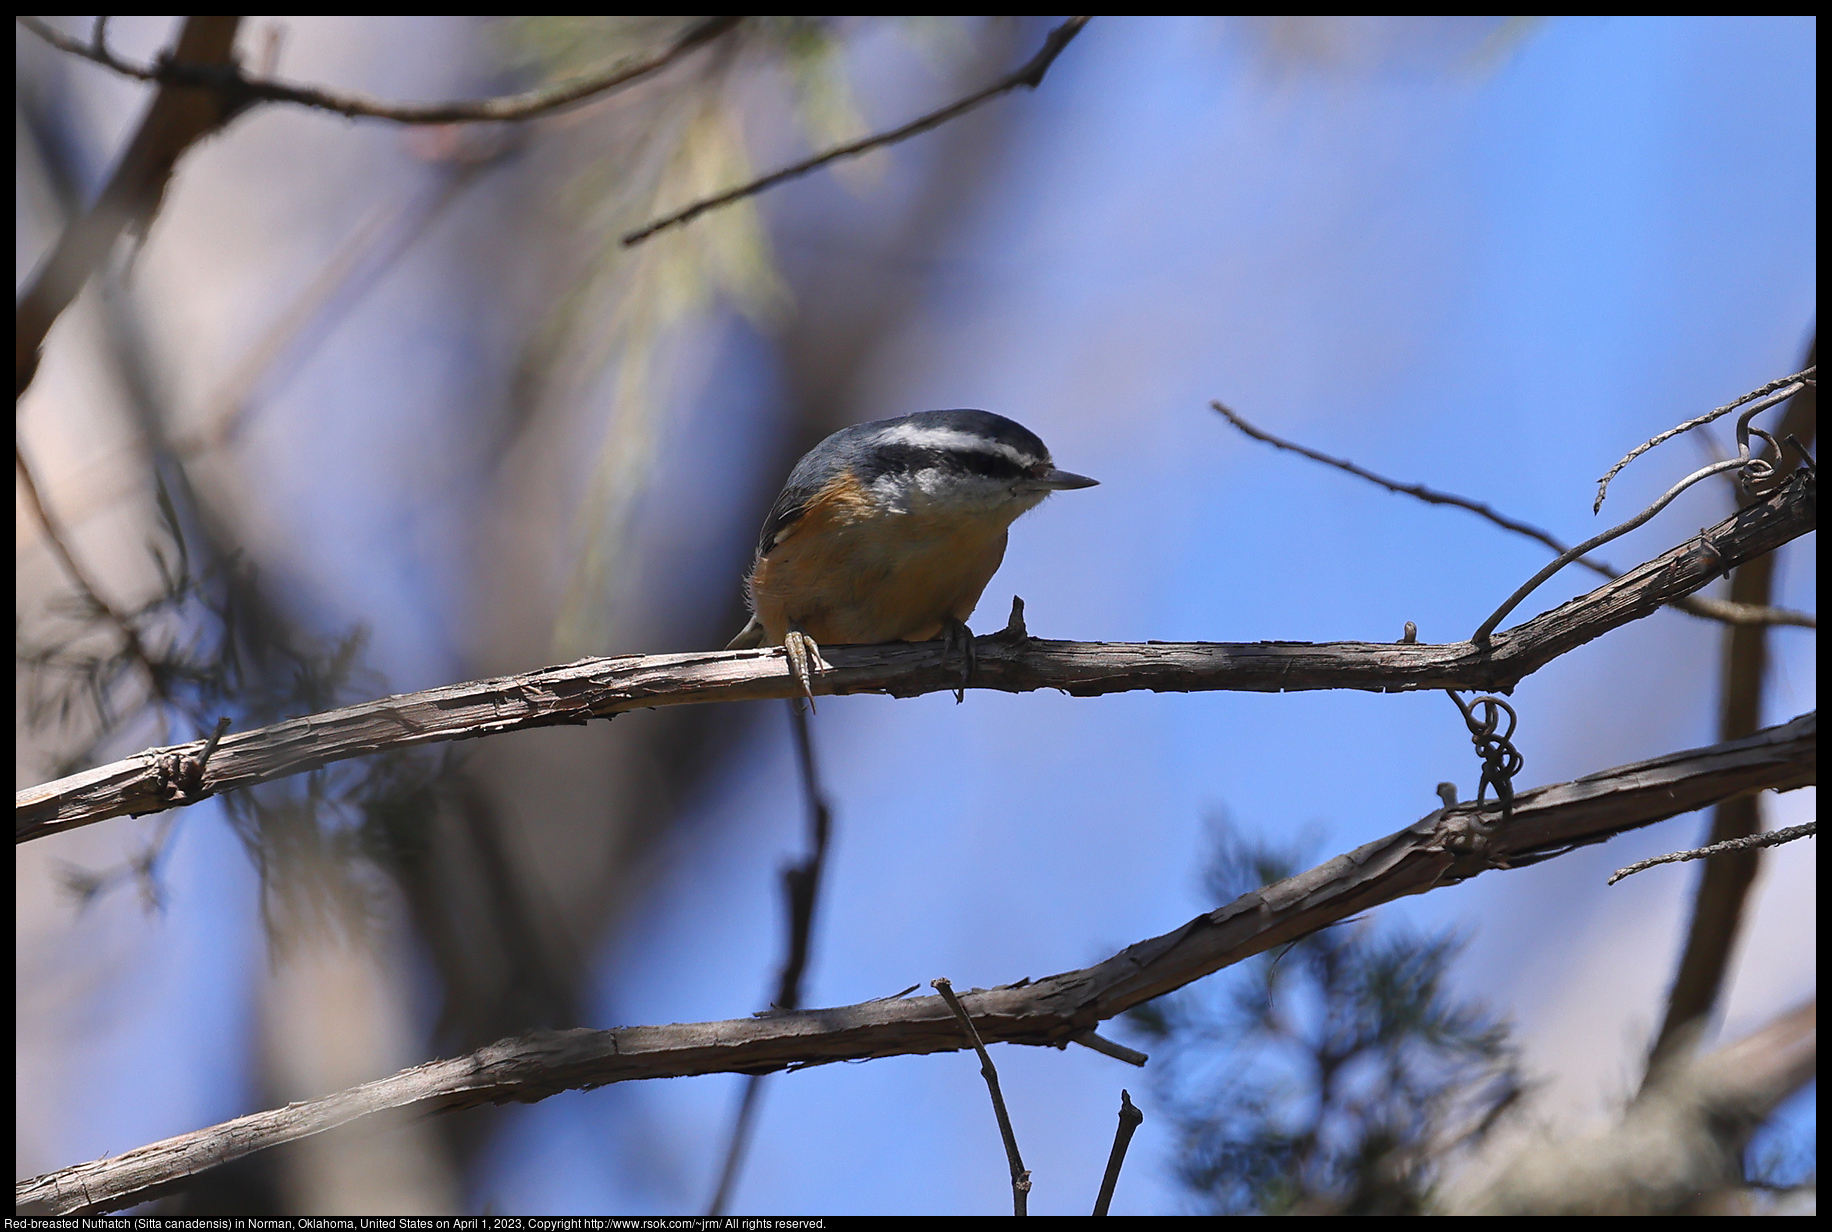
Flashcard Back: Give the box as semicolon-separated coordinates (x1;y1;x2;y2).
748;470;1010;646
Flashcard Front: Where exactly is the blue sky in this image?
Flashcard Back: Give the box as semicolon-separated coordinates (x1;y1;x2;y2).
480;15;1816;1213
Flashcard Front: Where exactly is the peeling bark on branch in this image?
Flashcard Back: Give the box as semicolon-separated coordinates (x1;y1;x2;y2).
14;470;1814;841
16;711;1815;1215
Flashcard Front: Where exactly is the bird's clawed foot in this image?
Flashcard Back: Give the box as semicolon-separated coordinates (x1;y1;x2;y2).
784;625;827;712
941;618;976;704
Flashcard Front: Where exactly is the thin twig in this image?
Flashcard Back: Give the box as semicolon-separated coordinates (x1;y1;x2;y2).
1594;368;1814;513
179;715;233;795
17;15;160;81
707;701;835;1216
1212;401;1813;629
1217;399;1593;552
195;715;231;763
705;1076;768;1217
17;711;1816;1215
1673;594;1815;628
17;468;1817;841
17;15;741;125
1473;457;1747;643
934;977;1032;1216
1609;823;1816;886
1069;1029;1148;1066
1477;365;1817;642
777;702;835;1012
621;16;1091;246
1092;1090;1144;1216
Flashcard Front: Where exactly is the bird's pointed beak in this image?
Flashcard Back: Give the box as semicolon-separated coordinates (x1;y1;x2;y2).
1035;467;1099;490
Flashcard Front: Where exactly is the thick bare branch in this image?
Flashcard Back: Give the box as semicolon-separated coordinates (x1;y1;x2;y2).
620;16;1091;246
17;16;244;399
18;15;741;125
16;469;1815;841
18;711;1814;1215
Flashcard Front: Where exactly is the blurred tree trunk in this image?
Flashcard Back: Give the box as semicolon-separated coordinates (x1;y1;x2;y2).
1647;338;1815;1072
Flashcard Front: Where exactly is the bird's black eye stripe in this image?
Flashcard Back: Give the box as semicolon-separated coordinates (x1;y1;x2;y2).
861;443;1030;483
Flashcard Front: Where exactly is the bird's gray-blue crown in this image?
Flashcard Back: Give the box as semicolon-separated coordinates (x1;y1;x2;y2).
855;409;1051;485
806;409;1095;494
756;410;1096;556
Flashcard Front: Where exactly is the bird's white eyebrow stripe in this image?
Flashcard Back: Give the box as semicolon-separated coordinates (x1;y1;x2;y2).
874;423;1039;467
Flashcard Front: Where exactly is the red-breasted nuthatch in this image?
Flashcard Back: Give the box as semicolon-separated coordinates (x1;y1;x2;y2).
727;409;1098;700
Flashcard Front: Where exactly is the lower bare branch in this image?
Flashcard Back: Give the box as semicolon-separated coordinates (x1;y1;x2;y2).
17;712;1813;1215
17;472;1815;841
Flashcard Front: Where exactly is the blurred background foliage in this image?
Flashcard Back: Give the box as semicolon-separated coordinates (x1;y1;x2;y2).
18;15;1045;1212
1127;825;1524;1215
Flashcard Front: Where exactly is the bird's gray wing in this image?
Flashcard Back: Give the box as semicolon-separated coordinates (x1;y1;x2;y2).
755;478;816;559
725;615;767;650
